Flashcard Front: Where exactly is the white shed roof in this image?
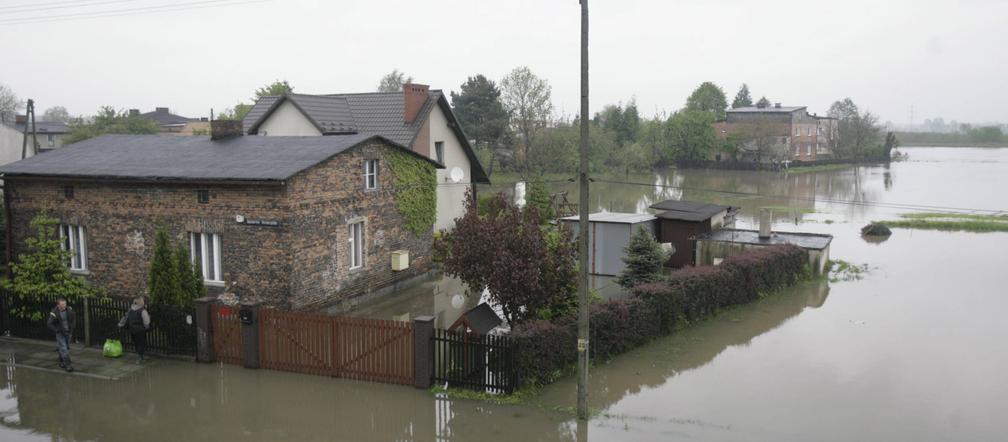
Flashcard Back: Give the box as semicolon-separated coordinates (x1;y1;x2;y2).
560;212;656;224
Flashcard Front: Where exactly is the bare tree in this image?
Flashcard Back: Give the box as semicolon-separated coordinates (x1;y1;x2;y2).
41;106;71;123
377;69;413;92
500;66;553;173
0;83;24;124
731;114;789;162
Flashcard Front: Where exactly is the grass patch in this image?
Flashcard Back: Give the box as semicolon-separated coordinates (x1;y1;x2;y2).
876;212;1008;233
786;163;856;174
828;259;868;282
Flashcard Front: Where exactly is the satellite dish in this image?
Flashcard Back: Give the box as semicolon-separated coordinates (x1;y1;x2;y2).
449;167;465;183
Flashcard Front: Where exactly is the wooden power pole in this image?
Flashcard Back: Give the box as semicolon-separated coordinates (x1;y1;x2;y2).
577;0;590;421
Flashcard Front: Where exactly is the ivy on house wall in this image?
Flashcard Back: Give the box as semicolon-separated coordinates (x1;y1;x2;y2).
386;149;437;235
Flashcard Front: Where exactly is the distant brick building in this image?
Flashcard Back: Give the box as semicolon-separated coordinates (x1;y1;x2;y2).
714;103;832;162
0;131;441;309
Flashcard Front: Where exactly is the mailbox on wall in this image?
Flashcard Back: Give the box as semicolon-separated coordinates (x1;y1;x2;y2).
239;308;255;325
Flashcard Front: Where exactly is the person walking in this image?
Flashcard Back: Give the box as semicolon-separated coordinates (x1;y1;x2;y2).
119;296;151;363
46;298;76;372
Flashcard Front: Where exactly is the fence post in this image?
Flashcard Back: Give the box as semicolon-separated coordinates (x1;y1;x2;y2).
82;297;91;347
239;301;262;369
193;297;215;363
413;315;435;389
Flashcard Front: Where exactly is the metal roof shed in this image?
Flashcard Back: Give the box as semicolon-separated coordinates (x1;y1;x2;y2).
560;212;657;276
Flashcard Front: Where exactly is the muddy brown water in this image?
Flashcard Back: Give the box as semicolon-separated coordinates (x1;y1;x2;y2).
2;147;1006;441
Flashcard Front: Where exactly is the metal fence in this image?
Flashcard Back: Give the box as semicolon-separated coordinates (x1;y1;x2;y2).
431;329;519;394
0;290;197;357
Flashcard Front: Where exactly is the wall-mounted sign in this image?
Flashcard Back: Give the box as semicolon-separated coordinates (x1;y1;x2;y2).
240;219;280;227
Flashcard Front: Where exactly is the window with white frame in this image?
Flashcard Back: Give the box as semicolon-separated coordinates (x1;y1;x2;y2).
795;127;800;136
364;159;378;190
807;144;812;155
807;127;812;136
189;232;222;283
795;145;801;156
60;224;87;271
348;221;364;269
47;134;55;147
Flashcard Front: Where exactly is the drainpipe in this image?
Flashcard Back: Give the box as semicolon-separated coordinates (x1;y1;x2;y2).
3;182;11;278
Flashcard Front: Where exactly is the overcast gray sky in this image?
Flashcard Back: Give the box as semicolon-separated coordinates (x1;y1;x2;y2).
2;0;1005;124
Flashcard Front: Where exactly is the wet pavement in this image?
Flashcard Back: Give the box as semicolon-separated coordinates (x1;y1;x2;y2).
1;147;1006;441
0;337;150;380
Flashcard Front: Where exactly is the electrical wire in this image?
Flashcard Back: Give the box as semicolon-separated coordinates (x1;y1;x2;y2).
0;0;143;14
0;0;268;25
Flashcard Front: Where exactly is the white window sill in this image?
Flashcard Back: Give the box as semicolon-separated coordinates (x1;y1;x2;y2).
70;269;90;276
203;280;226;288
349;266;364;273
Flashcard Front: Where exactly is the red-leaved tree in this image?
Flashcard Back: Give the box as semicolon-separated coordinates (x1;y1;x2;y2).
435;191;577;325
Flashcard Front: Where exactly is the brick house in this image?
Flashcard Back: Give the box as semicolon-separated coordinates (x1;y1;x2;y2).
0;129;443;309
241;83;490;231
715;103;827;162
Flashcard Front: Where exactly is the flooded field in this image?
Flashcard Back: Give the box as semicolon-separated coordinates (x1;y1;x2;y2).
2;147;1006;441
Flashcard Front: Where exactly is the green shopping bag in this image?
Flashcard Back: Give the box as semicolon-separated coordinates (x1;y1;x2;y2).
103;338;123;358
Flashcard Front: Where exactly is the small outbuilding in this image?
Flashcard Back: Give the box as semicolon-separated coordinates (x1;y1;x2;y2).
448;303;503;335
695;228;833;274
560;212;657;276
650;200;737;268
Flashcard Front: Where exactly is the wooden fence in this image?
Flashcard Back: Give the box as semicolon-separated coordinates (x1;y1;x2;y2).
431;329;519;394
211;304;242;365
255;309;414;385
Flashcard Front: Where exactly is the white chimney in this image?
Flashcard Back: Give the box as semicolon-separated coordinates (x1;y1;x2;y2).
759;208;772;239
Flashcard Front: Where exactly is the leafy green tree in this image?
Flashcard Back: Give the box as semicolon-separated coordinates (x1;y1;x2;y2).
617;226;667;289
828;97;882;158
968;126;1004;143
451;75;510;175
148;226;181;307
175;240;205;307
755;96;771;108
41;106;71;123
667;110;717;161
500;66;553;172
594;99;641;148
731;84;753;108
377;69;413;92
64;106;160;144
216;80;294;121
525;179;554;224
3;214;95;319
685;81;728;120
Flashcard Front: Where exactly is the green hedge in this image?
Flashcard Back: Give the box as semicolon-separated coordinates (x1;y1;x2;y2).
511;244;808;386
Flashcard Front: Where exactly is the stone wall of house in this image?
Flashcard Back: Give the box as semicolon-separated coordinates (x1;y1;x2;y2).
4;179;293;303
285;140;433;309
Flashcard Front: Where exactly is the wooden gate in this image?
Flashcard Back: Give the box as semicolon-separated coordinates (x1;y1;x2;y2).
211;304;242;364
258;309;414;385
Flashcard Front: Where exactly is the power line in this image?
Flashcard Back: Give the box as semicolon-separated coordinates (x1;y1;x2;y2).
0;0;268;25
0;0;142;14
588;177;1005;214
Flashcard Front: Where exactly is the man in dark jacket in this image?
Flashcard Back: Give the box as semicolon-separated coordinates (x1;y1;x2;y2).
46;298;76;372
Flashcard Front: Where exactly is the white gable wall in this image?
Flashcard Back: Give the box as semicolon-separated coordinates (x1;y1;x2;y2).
427;105;472;232
256;101;321;136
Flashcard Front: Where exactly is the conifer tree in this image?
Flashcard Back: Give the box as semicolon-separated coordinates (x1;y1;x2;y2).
148;226;180;306
175;240;205;307
617;226;668;289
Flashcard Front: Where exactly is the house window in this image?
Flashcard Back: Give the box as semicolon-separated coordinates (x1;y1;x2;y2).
364;159;378;190
64;185;74;199
348;221;364;269
47;134;55;147
60;224;87;271
190;232;222;283
795;145;801;156
807;144;812;155
794;127;799;136
435;141;445;163
197;190;209;204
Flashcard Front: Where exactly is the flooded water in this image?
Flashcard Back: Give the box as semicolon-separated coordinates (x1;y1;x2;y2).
2;147;1006;441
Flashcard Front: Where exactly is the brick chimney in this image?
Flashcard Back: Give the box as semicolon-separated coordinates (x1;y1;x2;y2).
403;83;429;124
211;120;243;140
155;107;170;114
128;109;140;116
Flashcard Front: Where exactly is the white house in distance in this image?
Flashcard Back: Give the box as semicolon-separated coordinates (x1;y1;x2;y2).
241;83;489;231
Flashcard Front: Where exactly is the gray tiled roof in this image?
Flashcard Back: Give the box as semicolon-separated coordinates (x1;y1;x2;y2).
140;108;195;126
242;89;488;183
0;134;440;182
14;121;70;134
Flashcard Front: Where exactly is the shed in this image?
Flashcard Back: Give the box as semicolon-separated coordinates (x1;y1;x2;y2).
560;212;657;276
696;228;833;274
650;200;737;268
448;303;503;335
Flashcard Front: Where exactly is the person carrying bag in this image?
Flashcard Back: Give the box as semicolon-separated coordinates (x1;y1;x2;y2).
118;296;151;364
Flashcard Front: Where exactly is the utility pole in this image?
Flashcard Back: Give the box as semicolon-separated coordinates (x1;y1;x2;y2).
576;0;590;421
20;99;37;159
